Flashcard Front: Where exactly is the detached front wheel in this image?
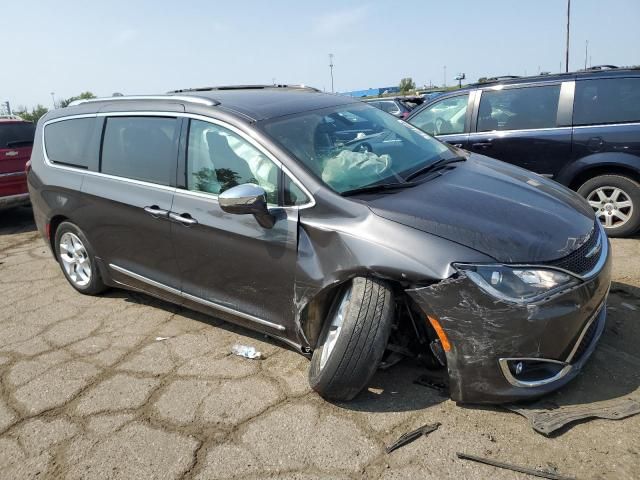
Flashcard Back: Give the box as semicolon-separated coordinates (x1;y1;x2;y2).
309;277;394;401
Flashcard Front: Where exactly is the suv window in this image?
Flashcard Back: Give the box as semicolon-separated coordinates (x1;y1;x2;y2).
574;77;640;126
374;101;401;115
410;94;468;135
101;116;178;185
44;118;93;167
186;119;279;204
477;85;560;132
0;122;35;149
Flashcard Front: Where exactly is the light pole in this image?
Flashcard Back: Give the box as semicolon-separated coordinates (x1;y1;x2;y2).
328;54;334;93
443;65;446;88
584;40;589;70
50;92;56;109
565;0;571;72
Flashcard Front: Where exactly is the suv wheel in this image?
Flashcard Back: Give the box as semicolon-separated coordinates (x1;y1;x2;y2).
308;277;394;401
578;175;640;237
55;221;107;295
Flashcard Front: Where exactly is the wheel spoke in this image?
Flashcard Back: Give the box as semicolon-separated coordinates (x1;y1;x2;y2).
588;200;602;209
596;189;609;202
616;200;632;209
605;214;613;227
610;188;622;202
613;210;629;222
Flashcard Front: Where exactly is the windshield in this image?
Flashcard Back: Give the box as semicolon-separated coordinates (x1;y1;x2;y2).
261;103;453;193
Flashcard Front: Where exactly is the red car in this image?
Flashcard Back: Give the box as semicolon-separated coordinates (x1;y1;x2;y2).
0;117;35;210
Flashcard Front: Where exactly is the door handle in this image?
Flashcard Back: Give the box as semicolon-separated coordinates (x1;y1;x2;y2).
169;212;198;226
452;143;463;148
143;205;169;218
471;141;492;149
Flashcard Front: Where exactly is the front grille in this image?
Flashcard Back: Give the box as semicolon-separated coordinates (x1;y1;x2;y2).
544;220;601;276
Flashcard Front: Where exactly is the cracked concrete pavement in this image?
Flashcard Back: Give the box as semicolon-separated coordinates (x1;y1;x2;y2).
1;206;639;479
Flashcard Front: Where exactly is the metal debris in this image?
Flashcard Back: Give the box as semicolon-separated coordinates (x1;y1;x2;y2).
385;422;440;454
456;452;575;480
413;375;448;395
504;398;640;436
155;336;170;341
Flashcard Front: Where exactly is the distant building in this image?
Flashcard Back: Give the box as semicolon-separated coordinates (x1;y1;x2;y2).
340;86;400;98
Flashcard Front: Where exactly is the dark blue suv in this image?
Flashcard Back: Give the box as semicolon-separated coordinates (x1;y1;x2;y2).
408;68;640;237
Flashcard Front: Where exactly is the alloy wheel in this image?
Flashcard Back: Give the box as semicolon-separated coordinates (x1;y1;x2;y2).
587;186;634;229
59;232;92;287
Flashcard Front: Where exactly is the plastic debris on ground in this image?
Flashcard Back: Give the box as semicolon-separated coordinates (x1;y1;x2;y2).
231;344;262;359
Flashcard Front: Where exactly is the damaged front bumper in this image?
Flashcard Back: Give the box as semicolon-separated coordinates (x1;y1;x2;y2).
406;243;612;404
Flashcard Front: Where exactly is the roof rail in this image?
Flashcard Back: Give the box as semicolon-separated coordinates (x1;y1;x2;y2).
68;95;219;107
584;64;618;71
168;84;321;93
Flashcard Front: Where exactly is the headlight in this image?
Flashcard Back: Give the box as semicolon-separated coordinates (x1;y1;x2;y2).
454;264;579;303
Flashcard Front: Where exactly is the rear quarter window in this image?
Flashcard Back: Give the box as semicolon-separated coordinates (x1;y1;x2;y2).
44;118;95;168
574;77;640;126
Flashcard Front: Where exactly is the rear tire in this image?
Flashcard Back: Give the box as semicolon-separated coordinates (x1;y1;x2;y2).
54;221;107;295
309;277;394;401
577;175;640;237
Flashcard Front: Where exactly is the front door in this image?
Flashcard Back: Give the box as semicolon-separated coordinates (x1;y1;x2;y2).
468;84;572;177
408;93;471;148
170;118;299;334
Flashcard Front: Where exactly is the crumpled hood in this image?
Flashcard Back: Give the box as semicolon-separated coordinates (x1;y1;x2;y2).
367;155;596;263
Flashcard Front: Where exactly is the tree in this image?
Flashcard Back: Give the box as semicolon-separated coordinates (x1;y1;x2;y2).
59;91;97;108
399;77;416;93
14;105;49;123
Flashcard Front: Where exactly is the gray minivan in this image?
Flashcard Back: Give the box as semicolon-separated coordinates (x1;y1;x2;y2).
28;86;610;403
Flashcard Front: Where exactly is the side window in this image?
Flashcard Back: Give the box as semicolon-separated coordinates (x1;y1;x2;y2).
284;175;309;206
410;94;468;135
44;118;95;168
379;101;401;115
101;116;178;185
186;119;279;204
574;78;640;126
477;85;560;132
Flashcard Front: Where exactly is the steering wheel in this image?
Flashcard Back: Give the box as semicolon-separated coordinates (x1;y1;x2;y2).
434;117;450;135
352;142;372;153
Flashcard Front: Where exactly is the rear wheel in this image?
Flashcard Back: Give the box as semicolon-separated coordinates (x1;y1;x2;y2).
578;175;640;237
55;221;107;295
309;277;394;401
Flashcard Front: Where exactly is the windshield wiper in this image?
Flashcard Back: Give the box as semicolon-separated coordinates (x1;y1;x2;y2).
341;181;417;197
404;155;466;182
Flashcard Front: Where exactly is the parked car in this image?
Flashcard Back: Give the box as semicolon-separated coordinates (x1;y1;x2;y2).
407;68;640;237
28;86;610;404
364;97;413;119
0;116;35;210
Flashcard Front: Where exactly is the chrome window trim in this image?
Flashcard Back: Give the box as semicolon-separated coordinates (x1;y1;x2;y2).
573;121;640;129
469;126;572;136
69;95;217;107
109;263;285;332
41;112;316;210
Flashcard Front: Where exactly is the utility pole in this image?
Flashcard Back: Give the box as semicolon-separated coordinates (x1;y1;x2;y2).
443;65;446;88
565;0;571;72
328;54;334;93
584;40;589;70
50;92;56;109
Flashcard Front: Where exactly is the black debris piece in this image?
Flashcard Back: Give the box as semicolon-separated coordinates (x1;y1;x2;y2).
385;422;440;454
504;398;640;436
456;452;575;480
413;375;448;395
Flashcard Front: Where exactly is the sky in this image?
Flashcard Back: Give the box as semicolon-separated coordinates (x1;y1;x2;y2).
3;0;640;109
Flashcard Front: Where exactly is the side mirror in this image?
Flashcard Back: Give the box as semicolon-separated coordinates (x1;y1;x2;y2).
219;183;276;229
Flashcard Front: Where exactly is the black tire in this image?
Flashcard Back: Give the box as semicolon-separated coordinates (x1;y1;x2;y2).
309;277;394;401
54;221;107;295
577;174;640;237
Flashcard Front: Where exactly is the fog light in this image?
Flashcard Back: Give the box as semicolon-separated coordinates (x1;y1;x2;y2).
515;362;524;375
